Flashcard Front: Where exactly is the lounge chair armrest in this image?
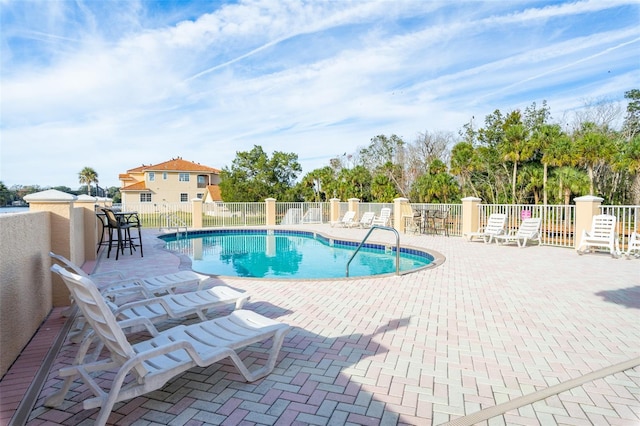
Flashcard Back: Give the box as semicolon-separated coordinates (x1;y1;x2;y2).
117;318;160;336
114;296;183;319
91;270;126;281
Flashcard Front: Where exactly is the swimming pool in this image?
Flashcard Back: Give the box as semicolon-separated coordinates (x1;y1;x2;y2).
159;229;439;279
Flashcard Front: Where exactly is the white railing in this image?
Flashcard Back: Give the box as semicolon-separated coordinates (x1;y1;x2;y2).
117;200;638;250
409;203;462;236
276;202;330;224
479;204;576;247
600;205;639;251
204;202;266;227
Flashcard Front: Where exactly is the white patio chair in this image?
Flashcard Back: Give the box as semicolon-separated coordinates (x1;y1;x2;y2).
577;214;621;258
494;217;542;247
625;231;639;259
371;208;391;226
45;265;290;426
330;210;356;227
355;211;376;228
51;255;250;342
50;252;215;302
465;213;508;243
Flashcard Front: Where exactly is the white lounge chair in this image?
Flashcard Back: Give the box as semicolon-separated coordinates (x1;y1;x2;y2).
355;211;376;228
494;217;542;247
625;231;640;259
330;210;356;227
50;252;214;301
577;214;621;258
371;208;391;227
466;213;507;243
51;256;250;342
45;265;290;426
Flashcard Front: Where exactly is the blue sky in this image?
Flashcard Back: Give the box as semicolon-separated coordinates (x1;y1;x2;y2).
1;0;639;189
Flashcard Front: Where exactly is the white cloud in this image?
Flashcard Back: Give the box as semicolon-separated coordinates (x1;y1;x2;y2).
1;0;639;189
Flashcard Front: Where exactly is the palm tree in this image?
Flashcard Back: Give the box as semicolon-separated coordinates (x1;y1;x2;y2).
574;122;615;195
78;167;99;196
450;142;479;198
533;124;568;205
500;111;534;203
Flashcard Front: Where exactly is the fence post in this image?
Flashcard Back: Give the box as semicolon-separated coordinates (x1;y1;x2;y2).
330;198;341;223
75;194;98;262
461;197;482;239
573;195;603;251
24;189;78;307
192;198;203;229
348;198;360;219
265;198;276;226
394;197;409;233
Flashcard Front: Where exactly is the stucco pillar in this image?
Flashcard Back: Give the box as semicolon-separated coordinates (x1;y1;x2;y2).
329;198;341;223
265;198;276;226
75;195;98;261
394;197;409;233
573;195;603;251
24;189;77;307
192;198;203;229
348;198;360;220
462;197;482;239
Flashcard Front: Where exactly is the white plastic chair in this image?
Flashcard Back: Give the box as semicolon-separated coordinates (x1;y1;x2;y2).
45;265;290;426
465;213;508;243
577;214;621;258
494;217;542;247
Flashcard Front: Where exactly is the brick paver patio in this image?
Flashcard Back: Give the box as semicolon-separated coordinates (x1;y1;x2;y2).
2;225;638;425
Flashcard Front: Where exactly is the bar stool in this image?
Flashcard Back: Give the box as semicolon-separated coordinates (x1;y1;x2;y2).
101;208;143;260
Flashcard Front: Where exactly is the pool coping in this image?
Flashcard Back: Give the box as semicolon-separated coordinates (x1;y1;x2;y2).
156;226;446;281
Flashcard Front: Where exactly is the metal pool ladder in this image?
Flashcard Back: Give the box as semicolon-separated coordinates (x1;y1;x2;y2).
346;225;400;277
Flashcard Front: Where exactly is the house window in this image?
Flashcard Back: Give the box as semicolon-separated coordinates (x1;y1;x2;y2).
180;193;189;202
148;172;155;182
179;173;189;182
163;172;168;180
140;193;152;202
197;193;204;199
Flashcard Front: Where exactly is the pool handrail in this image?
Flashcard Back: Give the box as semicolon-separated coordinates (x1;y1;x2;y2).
346;225;400;277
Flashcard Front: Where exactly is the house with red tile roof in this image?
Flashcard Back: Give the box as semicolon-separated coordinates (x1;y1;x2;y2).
119;157;222;206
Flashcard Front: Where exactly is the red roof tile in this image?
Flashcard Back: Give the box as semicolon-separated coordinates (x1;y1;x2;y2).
127;158;220;174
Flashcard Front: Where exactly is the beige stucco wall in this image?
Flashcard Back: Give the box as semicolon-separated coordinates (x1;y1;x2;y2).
0;211;52;377
122;171;216;206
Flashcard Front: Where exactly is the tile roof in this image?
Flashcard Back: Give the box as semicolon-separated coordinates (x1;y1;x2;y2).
207;185;222;201
127;157;220;174
121;181;147;191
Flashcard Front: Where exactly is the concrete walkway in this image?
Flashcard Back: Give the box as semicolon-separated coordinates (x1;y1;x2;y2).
8;225;640;425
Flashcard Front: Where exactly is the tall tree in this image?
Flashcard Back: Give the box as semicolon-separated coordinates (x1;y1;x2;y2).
78;167;98;196
450;142;479;197
574;122;616;195
359;134;407;196
533;123;568;205
410;159;460;203
499;111;534;203
219;145;301;202
622;89;640;139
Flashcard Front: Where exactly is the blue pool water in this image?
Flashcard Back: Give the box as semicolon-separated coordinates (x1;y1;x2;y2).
160;229;434;279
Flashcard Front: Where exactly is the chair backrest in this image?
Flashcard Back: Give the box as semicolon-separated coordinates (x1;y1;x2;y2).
516;218;541;237
49;252;90;278
360;211;375;224
485;213;507;234
590;214;617;239
379;208;391;220
102;208;120;228
342;211;356;222
50;264;146;377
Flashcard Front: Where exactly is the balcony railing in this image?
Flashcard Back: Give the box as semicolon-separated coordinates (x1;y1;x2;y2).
116;201;639;250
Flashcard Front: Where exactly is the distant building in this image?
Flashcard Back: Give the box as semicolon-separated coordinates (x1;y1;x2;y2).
119;157;222;206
